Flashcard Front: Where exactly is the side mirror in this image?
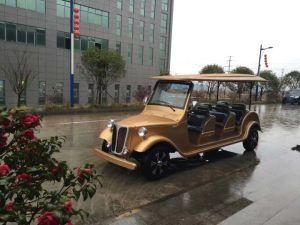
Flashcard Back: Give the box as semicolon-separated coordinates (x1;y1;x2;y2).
143;96;148;105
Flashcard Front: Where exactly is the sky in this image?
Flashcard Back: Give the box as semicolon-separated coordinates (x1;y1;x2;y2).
170;0;300;77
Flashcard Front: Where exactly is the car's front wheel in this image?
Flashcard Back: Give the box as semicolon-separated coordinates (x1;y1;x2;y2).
243;128;259;151
142;146;170;180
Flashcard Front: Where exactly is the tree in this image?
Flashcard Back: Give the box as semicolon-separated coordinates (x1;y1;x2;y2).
199;64;224;99
282;71;300;90
0;109;101;224
230;66;254;100
80;48;126;104
259;70;280;100
0;50;37;107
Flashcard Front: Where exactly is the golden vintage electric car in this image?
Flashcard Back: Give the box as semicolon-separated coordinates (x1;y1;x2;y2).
94;74;267;179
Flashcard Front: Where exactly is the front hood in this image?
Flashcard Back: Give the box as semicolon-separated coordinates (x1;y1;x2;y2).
118;114;176;127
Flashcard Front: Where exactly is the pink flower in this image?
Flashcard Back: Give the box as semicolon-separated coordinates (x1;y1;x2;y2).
65;220;73;225
0;164;10;177
83;168;93;175
63;200;73;213
16;173;32;182
37;212;59;225
23;129;35;140
22;114;40;127
1;118;11;128
4;202;14;212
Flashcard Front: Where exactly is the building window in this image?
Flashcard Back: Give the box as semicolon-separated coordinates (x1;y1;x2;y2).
129;0;134;13
148;47;154;66
160;13;168;34
0;80;5;106
74;83;79;104
55;82;63;104
116;0;122;10
88;84;94;104
150;0;156;19
38;81;46;105
140;0;145;16
160;59;166;72
0;23;5;40
128;18;133;39
57;32;108;50
8;0;46;13
150;23;155;43
160;36;167;58
27;28;35;44
126;85;131;103
6;24;16;42
35;29;46;46
116;41;121;55
101;86;107;105
115;15;122;36
17;25;26;43
56;1;109;28
114;84;120;104
161;0;168;11
127;44;133;64
139;21;144;41
138;46;144;65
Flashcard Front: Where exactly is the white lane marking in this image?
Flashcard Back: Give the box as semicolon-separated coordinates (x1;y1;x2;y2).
57;119;115;125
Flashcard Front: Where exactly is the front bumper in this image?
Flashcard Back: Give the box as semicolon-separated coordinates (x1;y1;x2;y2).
94;148;137;170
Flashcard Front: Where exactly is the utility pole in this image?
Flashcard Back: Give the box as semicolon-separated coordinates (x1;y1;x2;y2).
69;0;74;107
227;56;233;73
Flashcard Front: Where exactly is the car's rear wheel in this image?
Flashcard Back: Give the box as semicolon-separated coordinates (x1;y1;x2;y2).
243;128;259;151
142;146;170;180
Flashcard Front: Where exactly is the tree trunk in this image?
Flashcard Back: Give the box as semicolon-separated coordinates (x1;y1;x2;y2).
98;90;102;105
17;93;21;107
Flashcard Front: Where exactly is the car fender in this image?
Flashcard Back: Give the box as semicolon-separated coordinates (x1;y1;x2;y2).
133;135;180;153
242;121;261;140
99;128;112;143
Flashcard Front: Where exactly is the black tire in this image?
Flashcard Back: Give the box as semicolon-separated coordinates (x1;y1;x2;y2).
243;128;259;151
141;146;170;180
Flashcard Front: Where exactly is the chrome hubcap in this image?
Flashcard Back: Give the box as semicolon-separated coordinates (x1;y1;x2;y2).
150;152;168;175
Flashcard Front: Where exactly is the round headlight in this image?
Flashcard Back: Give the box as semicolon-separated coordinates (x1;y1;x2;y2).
107;119;115;129
138;127;148;137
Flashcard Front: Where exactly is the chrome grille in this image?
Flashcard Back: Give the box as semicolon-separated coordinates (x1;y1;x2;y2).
111;125;128;154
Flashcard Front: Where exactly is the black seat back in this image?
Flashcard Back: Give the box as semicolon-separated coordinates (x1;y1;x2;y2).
231;103;247;123
187;104;210;132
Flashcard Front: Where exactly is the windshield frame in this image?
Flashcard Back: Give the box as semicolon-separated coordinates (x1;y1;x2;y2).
147;80;193;110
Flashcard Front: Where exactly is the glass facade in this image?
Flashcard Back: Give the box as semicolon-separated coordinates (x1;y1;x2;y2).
116;41;121;55
148;47;154;66
115;15;122;36
150;0;156;19
1;0;45;13
129;0;134;13
57;32;109;50
161;0;168;11
114;84;120;104
139;21;144;41
38;81;46;105
127;44;133;64
128;18;133;39
0;22;45;46
56;0;109;28
116;0;122;10
140;0;145;16
160;13;168;34
138;46;144;65
126;85;131;103
150;23;155;43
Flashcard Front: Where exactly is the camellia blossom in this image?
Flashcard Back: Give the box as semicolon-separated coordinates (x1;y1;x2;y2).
65;220;73;225
4;202;14;212
0;164;10;177
23;129;36;140
37;212;59;225
16;173;33;182
63;200;73;213
0;134;8;148
22;114;40;128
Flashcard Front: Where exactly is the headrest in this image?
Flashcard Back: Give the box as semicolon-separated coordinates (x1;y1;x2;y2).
232;103;246;111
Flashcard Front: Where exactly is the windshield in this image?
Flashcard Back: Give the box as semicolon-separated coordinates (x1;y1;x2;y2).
148;81;191;109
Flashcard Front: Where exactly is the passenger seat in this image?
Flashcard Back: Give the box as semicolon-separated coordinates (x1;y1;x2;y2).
187;104;211;132
210;103;236;127
230;103;247;124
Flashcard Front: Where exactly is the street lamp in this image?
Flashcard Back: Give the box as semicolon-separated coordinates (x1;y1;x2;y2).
255;44;273;101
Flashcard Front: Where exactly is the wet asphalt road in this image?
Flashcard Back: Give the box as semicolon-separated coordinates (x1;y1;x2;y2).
39;104;300;225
